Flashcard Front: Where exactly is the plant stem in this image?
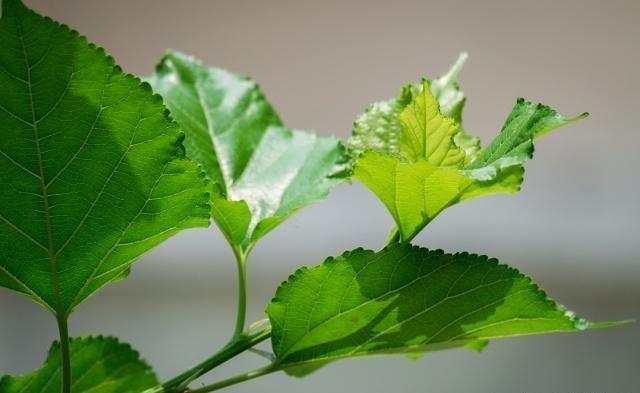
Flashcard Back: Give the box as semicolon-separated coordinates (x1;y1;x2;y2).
231;245;249;340
144;328;272;393
187;364;278;393
385;226;401;245
56;316;71;393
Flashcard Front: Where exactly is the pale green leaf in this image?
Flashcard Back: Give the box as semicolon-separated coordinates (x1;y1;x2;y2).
267;244;620;375
354;151;524;241
429;52;468;123
0;0;210;315
0;336;158;393
350;54;586;241
149;52;348;251
398;80;465;166
349;53;478;159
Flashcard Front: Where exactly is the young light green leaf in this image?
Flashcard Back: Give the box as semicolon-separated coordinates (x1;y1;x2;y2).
354;150;525;241
429;52;468;123
350;55;586;241
0;336;158;393
267;244;621;376
148;52;349;251
349;53;478;159
0;0;210;316
397;80;465;166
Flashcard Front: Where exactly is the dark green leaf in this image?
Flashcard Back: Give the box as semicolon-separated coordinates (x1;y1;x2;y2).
0;0;210;316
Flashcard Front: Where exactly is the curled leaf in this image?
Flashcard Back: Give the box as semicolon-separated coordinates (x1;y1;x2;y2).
349;54;586;241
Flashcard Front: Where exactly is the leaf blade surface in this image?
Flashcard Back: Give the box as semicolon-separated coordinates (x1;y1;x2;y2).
0;336;158;393
149;52;348;250
268;245;610;374
349;54;585;240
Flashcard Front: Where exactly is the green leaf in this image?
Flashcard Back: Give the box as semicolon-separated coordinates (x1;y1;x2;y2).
464;98;588;179
0;336;158;393
429;52;468;123
267;244;619;375
0;0;210;316
397;80;465;166
148;52;349;251
350;54;586;241
354;151;525;241
349;53;479;159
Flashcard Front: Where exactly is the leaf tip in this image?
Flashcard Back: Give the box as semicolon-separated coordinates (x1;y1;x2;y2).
572;111;590;122
449;51;469;80
587;319;635;329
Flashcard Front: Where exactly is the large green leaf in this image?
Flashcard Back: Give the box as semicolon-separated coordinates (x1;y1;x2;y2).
350;55;586;241
267;244;619;375
0;336;158;393
148;52;349;251
0;0;210;316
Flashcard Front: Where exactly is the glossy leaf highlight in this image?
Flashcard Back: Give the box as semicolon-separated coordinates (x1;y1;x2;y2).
149;52;349;251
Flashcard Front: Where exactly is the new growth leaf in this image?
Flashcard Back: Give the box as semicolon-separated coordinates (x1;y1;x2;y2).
350;54;587;242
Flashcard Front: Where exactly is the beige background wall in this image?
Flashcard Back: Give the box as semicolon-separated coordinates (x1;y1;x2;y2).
1;1;638;392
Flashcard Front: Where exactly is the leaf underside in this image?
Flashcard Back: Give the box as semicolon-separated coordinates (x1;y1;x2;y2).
148;52;349;250
0;0;210;316
267;244;613;376
0;336;158;393
349;54;586;241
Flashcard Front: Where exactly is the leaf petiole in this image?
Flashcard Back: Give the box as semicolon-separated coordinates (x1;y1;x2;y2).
56;316;72;393
231;244;251;340
187;364;278;393
385;226;401;245
144;327;271;393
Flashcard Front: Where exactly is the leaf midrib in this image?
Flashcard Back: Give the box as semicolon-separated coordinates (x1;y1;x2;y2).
469;108;536;168
17;15;62;317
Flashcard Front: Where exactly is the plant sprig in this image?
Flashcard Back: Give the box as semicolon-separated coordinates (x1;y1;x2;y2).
0;1;629;392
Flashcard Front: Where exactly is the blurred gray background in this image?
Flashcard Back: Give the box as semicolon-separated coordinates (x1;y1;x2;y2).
1;0;638;392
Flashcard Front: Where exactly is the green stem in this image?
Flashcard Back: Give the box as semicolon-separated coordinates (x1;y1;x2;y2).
188;364;278;393
385;226;401;245
56;316;71;393
144;328;272;393
231;245;249;340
